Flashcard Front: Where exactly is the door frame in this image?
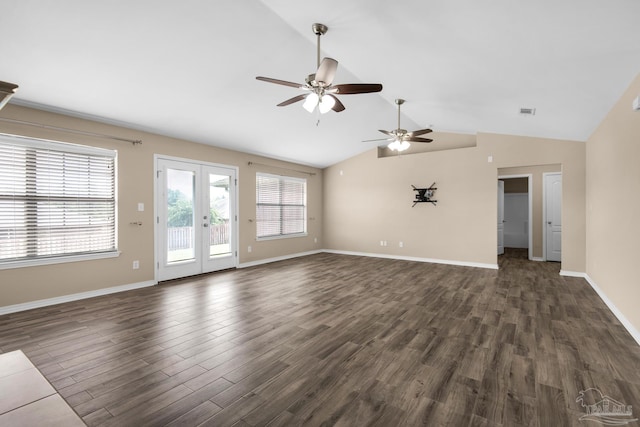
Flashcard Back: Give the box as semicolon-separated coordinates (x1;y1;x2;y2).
542;172;562;262
154;154;239;283
497;174;533;260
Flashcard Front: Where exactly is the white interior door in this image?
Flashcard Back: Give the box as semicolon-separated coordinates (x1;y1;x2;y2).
156;158;237;281
545;173;562;262
497;180;504;255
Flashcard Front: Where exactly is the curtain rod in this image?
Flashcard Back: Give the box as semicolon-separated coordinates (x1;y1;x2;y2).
0;117;142;145
248;161;316;176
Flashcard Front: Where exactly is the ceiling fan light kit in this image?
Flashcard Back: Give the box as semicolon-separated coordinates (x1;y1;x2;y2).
388;139;411;152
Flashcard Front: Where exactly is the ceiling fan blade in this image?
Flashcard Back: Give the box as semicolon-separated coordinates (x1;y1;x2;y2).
277;94;308;107
256;76;304;89
327;94;345;112
378;129;394;136
363;138;392;143
333;83;383;94
315;58;338;86
407;128;433;137
406;136;433;143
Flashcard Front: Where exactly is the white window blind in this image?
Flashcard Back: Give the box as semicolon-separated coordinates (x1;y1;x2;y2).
0;133;117;265
256;173;306;238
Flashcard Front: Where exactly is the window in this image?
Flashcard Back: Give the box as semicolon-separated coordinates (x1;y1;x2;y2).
256;173;306;239
0;133;117;267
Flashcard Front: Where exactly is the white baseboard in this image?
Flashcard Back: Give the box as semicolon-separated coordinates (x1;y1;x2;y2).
238;250;323;269
559;270;586;278
582;274;640;347
0;280;157;316
560;270;640;347
531;257;544;262
322;249;499;270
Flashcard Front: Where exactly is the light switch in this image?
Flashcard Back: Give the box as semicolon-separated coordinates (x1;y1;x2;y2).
138;203;144;212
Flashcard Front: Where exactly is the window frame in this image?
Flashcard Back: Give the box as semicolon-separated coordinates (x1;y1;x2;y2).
0;133;119;270
255;172;307;240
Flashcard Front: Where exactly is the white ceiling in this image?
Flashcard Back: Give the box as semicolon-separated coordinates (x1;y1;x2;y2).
1;1;639;168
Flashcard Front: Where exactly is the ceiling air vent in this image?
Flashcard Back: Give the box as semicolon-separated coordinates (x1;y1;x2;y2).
519;107;536;116
0;81;19;111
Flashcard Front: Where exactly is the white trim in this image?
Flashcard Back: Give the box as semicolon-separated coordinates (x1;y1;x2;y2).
323;249;499;270
0;280;156;316
0;250;120;270
583;274;640;347
498;174;533;260
238;250;322;268
559;270;586;278
531;257;544;262
0;132;117;157
256;232;308;242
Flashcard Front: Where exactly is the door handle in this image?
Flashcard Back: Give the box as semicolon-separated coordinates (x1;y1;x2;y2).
547;221;552;225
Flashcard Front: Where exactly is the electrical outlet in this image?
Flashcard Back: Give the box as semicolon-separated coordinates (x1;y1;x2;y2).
380;240;384;246
314;237;317;243
248;245;252;253
137;202;144;212
399;241;403;248
133;260;139;269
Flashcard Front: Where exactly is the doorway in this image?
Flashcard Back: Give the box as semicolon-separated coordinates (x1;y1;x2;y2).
498;174;533;260
543;172;562;262
155;156;238;281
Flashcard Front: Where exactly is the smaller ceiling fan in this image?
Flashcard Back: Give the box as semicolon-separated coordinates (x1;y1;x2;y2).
364;99;433;152
256;23;383;114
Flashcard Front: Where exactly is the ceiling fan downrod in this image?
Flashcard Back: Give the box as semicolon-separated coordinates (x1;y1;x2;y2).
396;98;405;131
312;23;328;69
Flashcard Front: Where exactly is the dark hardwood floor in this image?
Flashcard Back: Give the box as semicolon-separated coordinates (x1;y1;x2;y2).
1;251;640;426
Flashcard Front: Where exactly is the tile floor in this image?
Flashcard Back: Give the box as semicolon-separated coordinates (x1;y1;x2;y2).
0;350;84;426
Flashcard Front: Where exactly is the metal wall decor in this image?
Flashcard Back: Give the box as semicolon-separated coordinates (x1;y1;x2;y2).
412;183;437;206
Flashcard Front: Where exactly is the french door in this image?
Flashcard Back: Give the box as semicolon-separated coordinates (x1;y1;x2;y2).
156;157;237;281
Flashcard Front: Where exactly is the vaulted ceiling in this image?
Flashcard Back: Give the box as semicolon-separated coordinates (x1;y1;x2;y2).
1;1;639;167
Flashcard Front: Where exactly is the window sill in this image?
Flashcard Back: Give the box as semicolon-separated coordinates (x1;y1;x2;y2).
256;233;308;242
0;251;121;271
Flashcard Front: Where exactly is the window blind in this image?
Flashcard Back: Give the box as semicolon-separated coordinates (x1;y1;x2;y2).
0;133;117;264
256;173;306;238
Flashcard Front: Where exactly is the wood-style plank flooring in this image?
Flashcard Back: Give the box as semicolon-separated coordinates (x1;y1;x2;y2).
1;250;640;426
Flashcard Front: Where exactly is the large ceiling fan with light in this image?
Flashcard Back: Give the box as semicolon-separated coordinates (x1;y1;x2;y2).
364;99;433;151
256;23;383;114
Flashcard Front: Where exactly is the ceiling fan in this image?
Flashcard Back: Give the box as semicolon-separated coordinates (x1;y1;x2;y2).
364;99;433;152
256;23;383;114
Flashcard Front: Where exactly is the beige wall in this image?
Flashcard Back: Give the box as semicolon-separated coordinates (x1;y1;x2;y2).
586;73;640;333
499;165;562;258
0;105;322;307
324;132;585;271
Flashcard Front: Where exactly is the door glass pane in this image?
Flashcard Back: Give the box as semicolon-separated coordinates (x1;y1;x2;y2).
166;168;195;263
209;174;230;256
